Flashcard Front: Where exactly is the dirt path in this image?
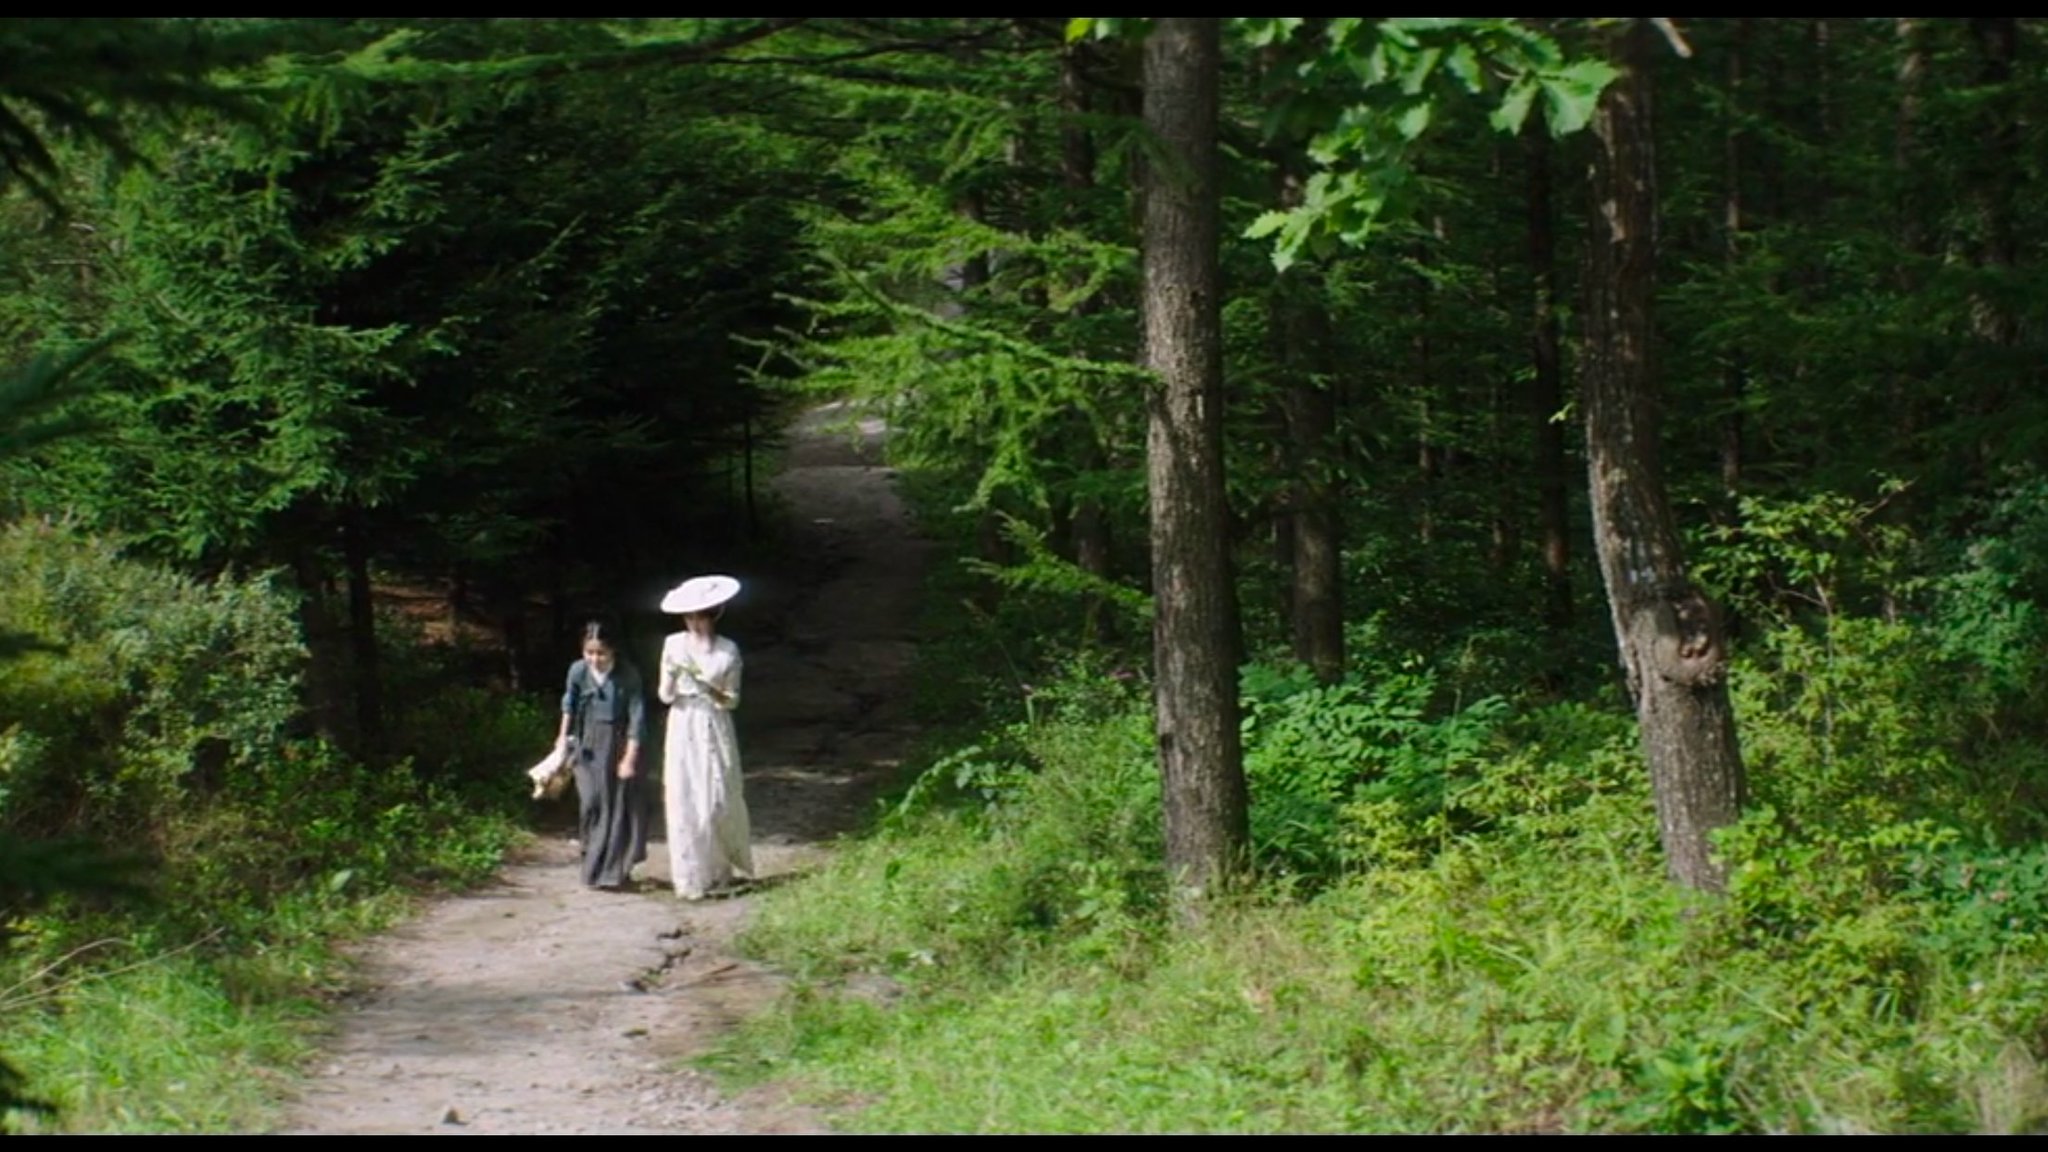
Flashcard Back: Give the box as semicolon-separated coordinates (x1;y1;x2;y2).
278;402;927;1135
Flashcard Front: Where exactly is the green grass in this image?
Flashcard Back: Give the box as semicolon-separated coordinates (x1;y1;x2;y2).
0;824;523;1135
1;957;313;1133
709;690;2048;1134
0;822;525;1134
696;461;2048;1133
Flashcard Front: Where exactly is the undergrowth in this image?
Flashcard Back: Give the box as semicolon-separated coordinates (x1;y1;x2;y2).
709;482;2048;1133
0;521;537;1132
718;670;2048;1132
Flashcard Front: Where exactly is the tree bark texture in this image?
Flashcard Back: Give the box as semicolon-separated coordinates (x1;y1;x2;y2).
291;546;352;749
1583;22;1746;892
1721;20;1749;506
1525;114;1572;640
1969;17;2019;351
1412;253;1439;548
341;505;383;755
1282;369;1343;684
1271;170;1344;684
1895;18;1927;264
1142;16;1247;905
1059;43;1113;591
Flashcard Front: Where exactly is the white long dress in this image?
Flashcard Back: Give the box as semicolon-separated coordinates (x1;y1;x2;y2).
657;631;753;898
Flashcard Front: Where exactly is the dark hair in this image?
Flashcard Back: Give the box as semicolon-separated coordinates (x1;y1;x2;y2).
580;618;622;650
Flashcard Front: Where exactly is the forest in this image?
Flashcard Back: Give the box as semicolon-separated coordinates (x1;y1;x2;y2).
3;16;2047;1133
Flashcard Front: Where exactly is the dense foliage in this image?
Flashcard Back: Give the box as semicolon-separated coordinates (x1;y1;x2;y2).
0;520;527;1130
4;14;2048;1134
723;484;2048;1132
0;16;820;1130
716;15;2048;1133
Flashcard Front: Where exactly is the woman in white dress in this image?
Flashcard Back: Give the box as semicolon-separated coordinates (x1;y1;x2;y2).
656;575;753;899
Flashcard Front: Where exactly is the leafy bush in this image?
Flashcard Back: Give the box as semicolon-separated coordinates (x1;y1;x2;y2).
381;680;554;791
1732;618;1983;836
724;456;2048;1133
0;519;302;839
749;681;1163;982
1929;473;2048;702
1691;485;1917;630
728;576;2048;1133
1240;656;1508;880
0;520;524;1131
1902;839;2048;967
736;713;2048;1133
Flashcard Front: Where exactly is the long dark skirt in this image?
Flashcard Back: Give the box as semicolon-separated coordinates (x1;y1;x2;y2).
571;714;647;888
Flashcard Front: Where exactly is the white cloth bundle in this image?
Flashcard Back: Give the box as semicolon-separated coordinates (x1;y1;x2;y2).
527;739;573;800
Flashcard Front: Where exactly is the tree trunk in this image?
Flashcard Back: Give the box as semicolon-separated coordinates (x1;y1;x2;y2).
1721;20;1749;510
1271;170;1344;684
1526;112;1572;641
1583;21;1745;893
1141;16;1247;907
1412;241;1439;548
1269;462;1295;630
341;505;382;756
1895;19;1926;265
1889;18;1928;494
1969;18;2019;351
291;545;351;747
1283;372;1343;683
1485;145;1514;575
1961;18;2022;481
1069;441;1112;583
1811;20;1834;141
742;391;759;539
1059;43;1113;608
1488;355;1515;573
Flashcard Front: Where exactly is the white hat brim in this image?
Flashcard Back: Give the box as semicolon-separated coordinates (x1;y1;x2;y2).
660;575;741;615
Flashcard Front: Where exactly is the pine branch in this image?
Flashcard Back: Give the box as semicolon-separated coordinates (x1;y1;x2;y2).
0;337;119;462
501;17;813;79
709;24;1033;68
285;18;814;89
813;263;1152;386
0;19;263;211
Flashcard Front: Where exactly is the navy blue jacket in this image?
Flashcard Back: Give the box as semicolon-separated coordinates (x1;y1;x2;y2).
562;659;647;745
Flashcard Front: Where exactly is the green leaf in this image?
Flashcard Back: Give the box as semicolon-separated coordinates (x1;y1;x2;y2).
1245;209;1292;241
1380;20;1423;50
1558;58;1622;93
1382;17;1465;36
1446;43;1484;93
1065;17;1094;44
1237;17;1303;48
1538;59;1619;136
1361;42;1390;86
1396;100;1433;141
1539;79;1599;136
1490;78;1539;134
1400;46;1443;96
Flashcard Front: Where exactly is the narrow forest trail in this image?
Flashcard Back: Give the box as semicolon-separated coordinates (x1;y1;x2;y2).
278;402;929;1135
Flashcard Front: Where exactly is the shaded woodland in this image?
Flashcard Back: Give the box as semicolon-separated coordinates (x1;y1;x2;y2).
5;18;2048;1133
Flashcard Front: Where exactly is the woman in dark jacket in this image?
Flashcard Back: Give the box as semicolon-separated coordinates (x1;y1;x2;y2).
552;619;648;890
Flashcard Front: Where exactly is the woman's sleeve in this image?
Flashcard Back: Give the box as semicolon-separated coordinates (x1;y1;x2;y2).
656;639;679;705
626;664;648;744
561;660;583;716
